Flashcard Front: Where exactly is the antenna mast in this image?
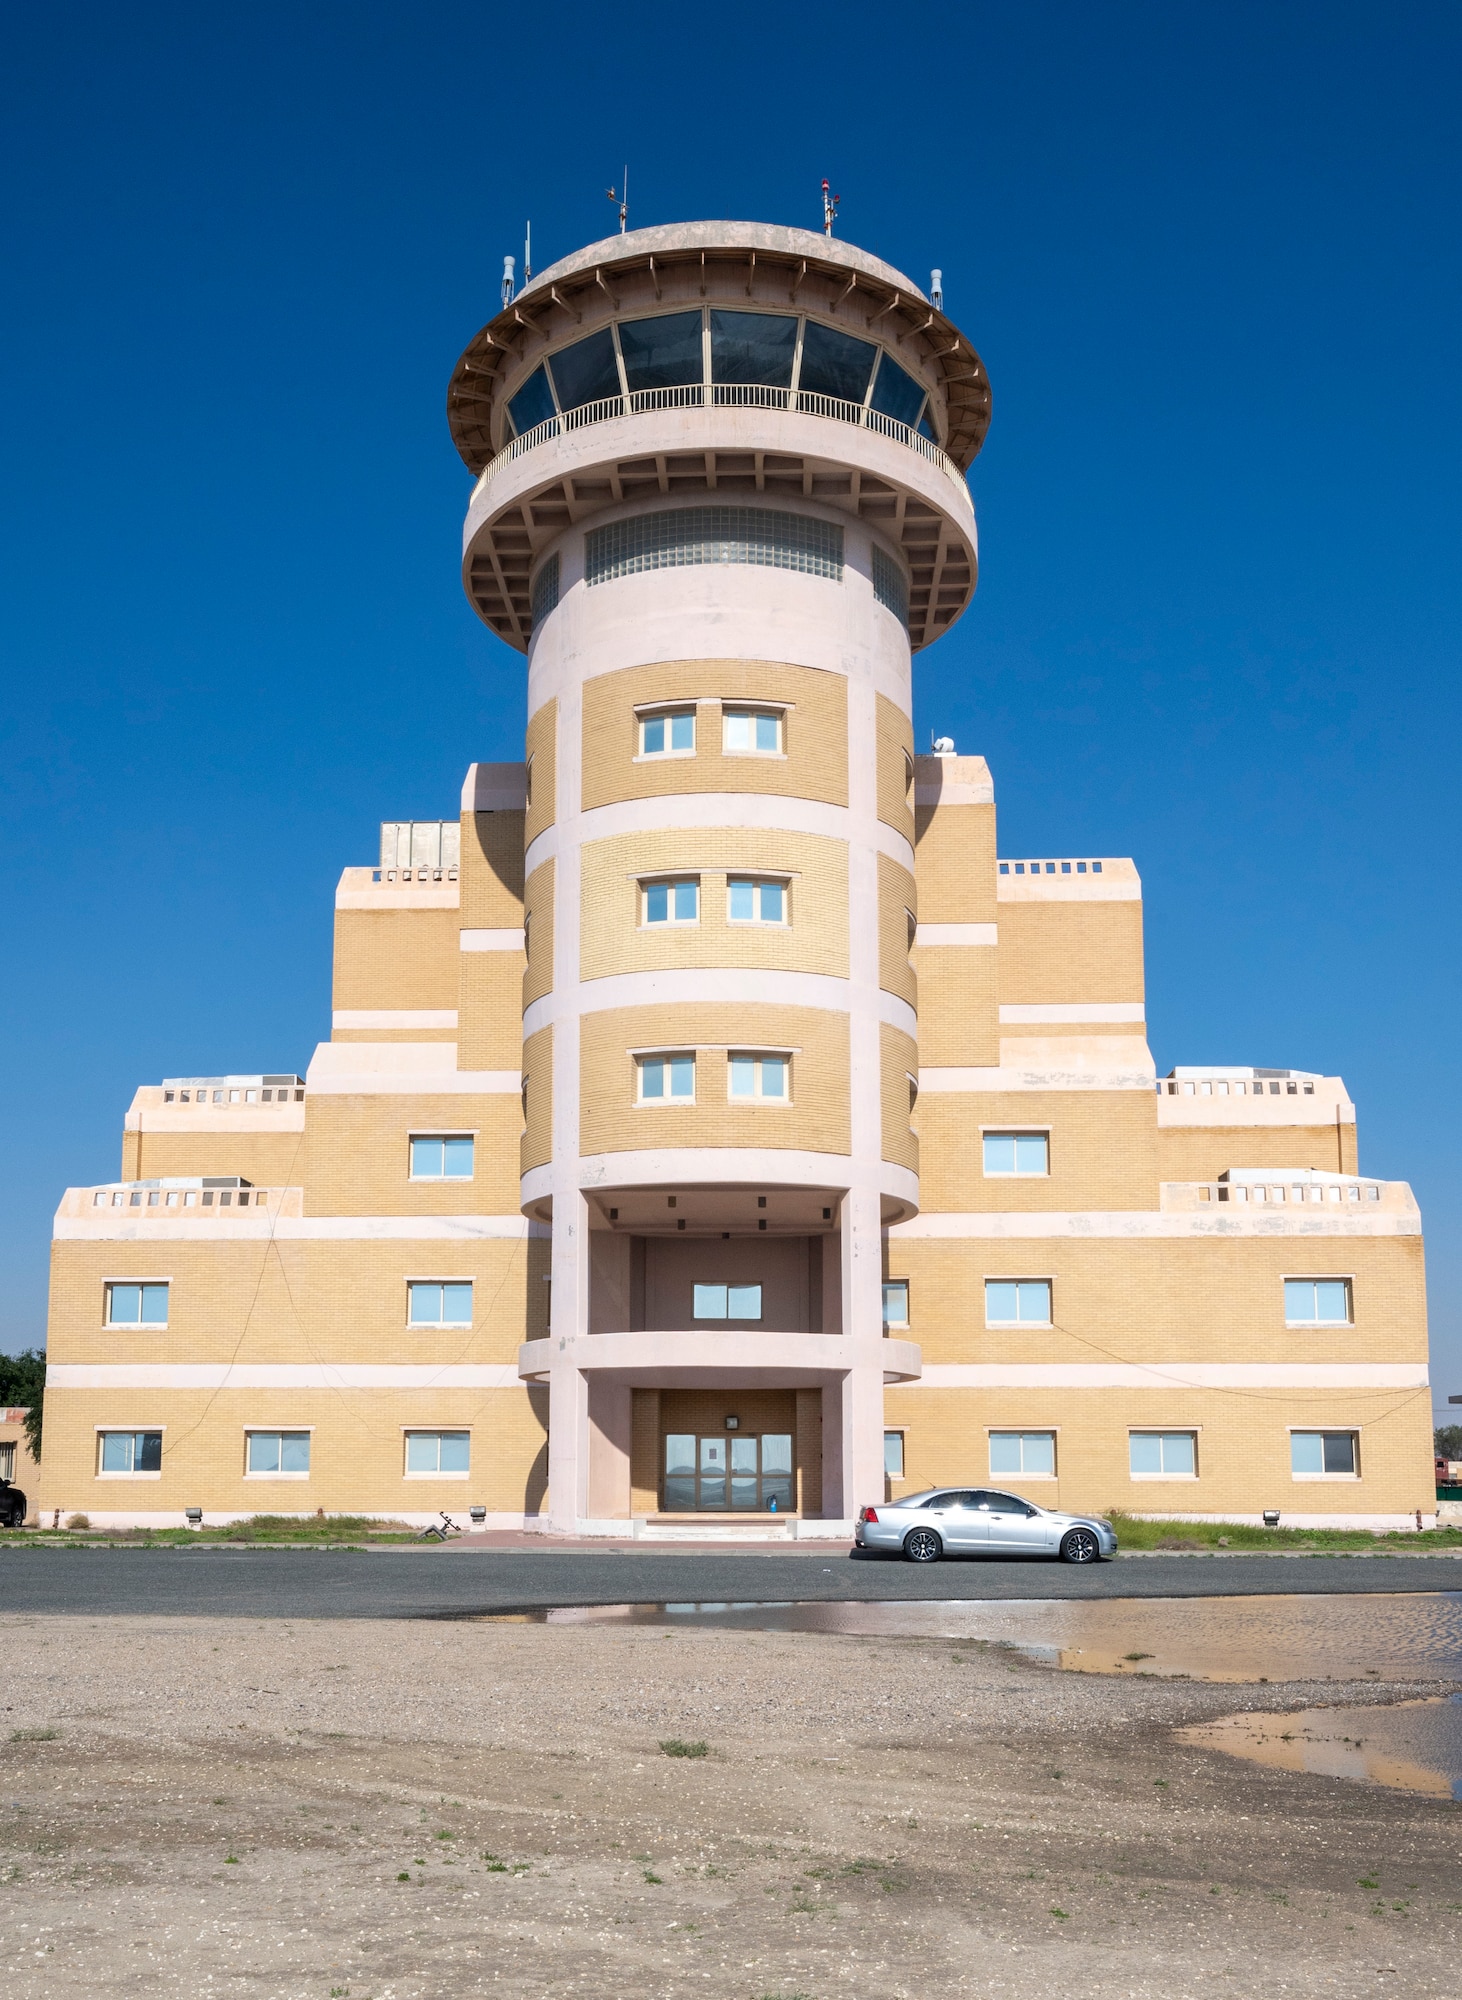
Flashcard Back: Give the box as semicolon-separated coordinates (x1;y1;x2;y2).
524;221;532;286
821;178;839;236
606;167;628;233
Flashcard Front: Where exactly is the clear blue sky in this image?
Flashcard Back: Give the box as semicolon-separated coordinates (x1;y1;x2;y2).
2;4;1458;1421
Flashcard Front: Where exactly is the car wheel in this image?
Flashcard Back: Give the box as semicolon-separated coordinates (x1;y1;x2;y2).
903;1526;943;1564
1059;1527;1101;1564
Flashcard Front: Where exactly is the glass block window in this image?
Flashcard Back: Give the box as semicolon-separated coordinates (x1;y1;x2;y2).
586;509;843;585
643;878;699;925
639;708;695;755
722;708;783;753
246;1431;311;1475
1129;1432;1197;1477
983;1132;1049;1176
989;1431;1056;1477
728;1053;788;1102
727;877;786;923
410;1136;474;1180
530;553;559;627
872;545;909;628
693;1283;763;1320
984;1280;1052;1325
405;1431;471;1474
882;1281;909;1329
105;1282;169;1326
407;1282;474;1326
1291;1431;1358;1476
639;1054;695;1102
98;1431;162;1473
1284;1279;1352;1325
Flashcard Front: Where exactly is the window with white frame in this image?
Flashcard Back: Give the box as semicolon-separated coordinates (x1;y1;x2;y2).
693;1283;763;1320
639;708;695;756
409;1135;474;1180
883;1430;905;1479
405;1431;471;1475
643;877;699;925
727;877;787;923
989;1431;1056;1477
638;1053;695;1102
728;1052;788;1102
882;1281;909;1330
105;1282;169;1327
98;1430;162;1474
246;1430;311;1476
983;1132;1049;1176
1284;1278;1352;1325
1291;1430;1358;1476
722;708;783;754
984;1279;1052;1326
1129;1431;1197;1477
407;1281;473;1327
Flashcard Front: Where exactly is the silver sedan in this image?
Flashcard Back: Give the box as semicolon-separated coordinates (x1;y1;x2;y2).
856;1487;1117;1564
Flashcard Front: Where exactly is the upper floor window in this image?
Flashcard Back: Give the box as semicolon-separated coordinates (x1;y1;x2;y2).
882;1281;909;1330
410;1135;474;1180
727;877;786;924
98;1430;162;1474
639;1054;695;1102
106;1282;169;1327
644;877;699;925
408;1282;474;1327
640;708;695;757
1284;1279;1352;1325
729;1053;788;1103
984;1279;1052;1326
693;1283;763;1320
983;1132;1049;1177
723;708;783;754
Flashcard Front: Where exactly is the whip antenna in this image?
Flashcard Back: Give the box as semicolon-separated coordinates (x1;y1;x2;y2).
606;167;628;233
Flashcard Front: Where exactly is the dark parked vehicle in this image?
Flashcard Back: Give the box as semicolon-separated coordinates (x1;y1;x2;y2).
0;1480;27;1529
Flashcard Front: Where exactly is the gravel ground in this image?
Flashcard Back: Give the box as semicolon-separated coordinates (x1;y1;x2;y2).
0;1613;1455;1997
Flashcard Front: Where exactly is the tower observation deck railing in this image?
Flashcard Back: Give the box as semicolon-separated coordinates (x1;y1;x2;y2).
471;385;971;510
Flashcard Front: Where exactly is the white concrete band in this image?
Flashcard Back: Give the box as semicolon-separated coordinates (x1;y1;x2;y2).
524;792;915;880
903;1364;1429;1390
523;967;917;1041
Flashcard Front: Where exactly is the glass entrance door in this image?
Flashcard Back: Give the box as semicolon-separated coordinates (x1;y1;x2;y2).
663;1433;794;1511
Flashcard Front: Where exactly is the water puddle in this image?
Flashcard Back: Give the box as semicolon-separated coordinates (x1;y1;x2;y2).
484;1590;1462;1682
1179;1695;1462;1800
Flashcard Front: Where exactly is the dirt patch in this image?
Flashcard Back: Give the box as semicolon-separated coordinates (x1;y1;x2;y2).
0;1614;1455;1996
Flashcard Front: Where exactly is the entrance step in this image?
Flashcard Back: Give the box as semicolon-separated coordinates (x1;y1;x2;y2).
634;1513;796;1542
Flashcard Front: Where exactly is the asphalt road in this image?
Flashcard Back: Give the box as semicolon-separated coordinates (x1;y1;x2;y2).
0;1547;1458;1618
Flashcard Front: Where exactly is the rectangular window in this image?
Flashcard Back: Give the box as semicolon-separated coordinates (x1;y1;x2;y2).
989;1431;1057;1477
882;1281;909;1329
409;1136;474;1180
643;877;699;925
246;1431;311;1476
98;1431;162;1474
638;1054;695;1102
1284;1278;1352;1325
639;709;695;756
1129;1432;1197;1478
883;1430;905;1479
728;1053;788;1102
1291;1430;1359;1476
983;1132;1049;1176
407;1281;474;1326
722;708;783;754
692;1283;763;1321
984;1279;1052;1325
727;877;787;923
405;1431;471;1475
105;1282;170;1327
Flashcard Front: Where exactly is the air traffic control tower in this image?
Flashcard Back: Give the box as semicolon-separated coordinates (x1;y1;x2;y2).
448;221;989;1528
